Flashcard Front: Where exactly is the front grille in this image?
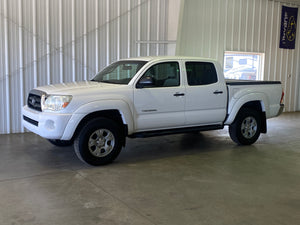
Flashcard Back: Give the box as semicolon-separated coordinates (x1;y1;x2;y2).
28;93;42;111
27;89;46;112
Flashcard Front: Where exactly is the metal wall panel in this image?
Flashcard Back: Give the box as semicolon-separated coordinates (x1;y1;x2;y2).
0;0;170;134
177;0;300;112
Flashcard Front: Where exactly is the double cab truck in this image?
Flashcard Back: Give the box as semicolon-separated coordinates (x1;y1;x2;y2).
22;56;284;166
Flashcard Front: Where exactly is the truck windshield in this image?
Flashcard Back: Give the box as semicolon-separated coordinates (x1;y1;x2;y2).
92;60;147;84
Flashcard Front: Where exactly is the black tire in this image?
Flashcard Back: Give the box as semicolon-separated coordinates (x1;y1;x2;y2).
74;118;123;166
229;108;262;145
48;139;73;147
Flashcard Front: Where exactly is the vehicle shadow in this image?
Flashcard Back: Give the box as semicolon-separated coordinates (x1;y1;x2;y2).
116;131;235;165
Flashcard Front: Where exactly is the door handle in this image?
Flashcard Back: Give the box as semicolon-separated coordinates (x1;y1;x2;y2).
213;90;223;95
173;93;185;97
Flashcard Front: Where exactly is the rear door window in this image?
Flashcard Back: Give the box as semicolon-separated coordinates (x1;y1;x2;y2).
185;62;218;86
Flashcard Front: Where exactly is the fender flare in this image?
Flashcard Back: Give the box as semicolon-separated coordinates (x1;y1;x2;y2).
61;99;134;140
225;93;268;125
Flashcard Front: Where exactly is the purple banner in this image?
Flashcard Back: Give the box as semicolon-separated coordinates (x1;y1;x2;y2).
279;6;298;49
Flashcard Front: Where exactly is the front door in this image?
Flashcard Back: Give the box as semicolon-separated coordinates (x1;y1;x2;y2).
133;61;185;131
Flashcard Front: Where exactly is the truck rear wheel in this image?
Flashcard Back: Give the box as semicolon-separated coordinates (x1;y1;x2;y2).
74;118;123;166
229;108;261;145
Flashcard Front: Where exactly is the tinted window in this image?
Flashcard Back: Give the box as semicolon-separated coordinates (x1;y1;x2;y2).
139;62;180;88
186;62;218;86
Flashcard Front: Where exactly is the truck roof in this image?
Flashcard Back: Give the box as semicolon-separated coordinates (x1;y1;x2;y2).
120;56;217;63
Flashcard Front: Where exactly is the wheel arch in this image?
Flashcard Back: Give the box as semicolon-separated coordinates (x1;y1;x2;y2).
72;110;128;146
61;100;134;142
226;100;267;133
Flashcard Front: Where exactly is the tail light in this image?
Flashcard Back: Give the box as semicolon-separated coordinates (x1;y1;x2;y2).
280;90;284;104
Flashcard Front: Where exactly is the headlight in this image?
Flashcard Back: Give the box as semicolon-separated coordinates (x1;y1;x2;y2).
41;95;72;111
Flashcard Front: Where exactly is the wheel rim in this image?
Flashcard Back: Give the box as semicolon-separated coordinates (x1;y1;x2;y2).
88;129;115;157
241;116;257;139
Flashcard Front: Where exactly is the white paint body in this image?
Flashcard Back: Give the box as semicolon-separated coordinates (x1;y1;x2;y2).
22;56;283;140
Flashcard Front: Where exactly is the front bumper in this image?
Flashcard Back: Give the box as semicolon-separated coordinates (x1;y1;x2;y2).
22;105;72;140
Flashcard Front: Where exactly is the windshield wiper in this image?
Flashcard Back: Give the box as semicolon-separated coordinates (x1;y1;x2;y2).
99;80;115;84
90;79;112;83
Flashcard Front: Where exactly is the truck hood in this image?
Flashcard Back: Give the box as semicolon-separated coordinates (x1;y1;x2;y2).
35;81;125;96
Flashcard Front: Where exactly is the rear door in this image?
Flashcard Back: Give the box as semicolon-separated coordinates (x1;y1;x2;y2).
184;61;227;126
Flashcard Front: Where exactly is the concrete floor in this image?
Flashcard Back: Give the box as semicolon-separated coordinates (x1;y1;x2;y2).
0;112;300;225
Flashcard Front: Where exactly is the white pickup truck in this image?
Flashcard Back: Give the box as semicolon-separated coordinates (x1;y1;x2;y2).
22;56;284;166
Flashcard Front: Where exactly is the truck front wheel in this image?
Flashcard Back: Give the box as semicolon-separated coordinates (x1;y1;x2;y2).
229;108;262;145
74;118;123;166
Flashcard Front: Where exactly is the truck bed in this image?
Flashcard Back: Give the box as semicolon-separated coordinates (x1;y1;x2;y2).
225;79;283;123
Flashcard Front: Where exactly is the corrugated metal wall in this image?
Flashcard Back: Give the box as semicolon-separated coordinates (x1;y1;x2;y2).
0;0;170;134
177;0;300;112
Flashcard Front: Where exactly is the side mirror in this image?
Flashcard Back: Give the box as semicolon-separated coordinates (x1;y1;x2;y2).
136;76;154;88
